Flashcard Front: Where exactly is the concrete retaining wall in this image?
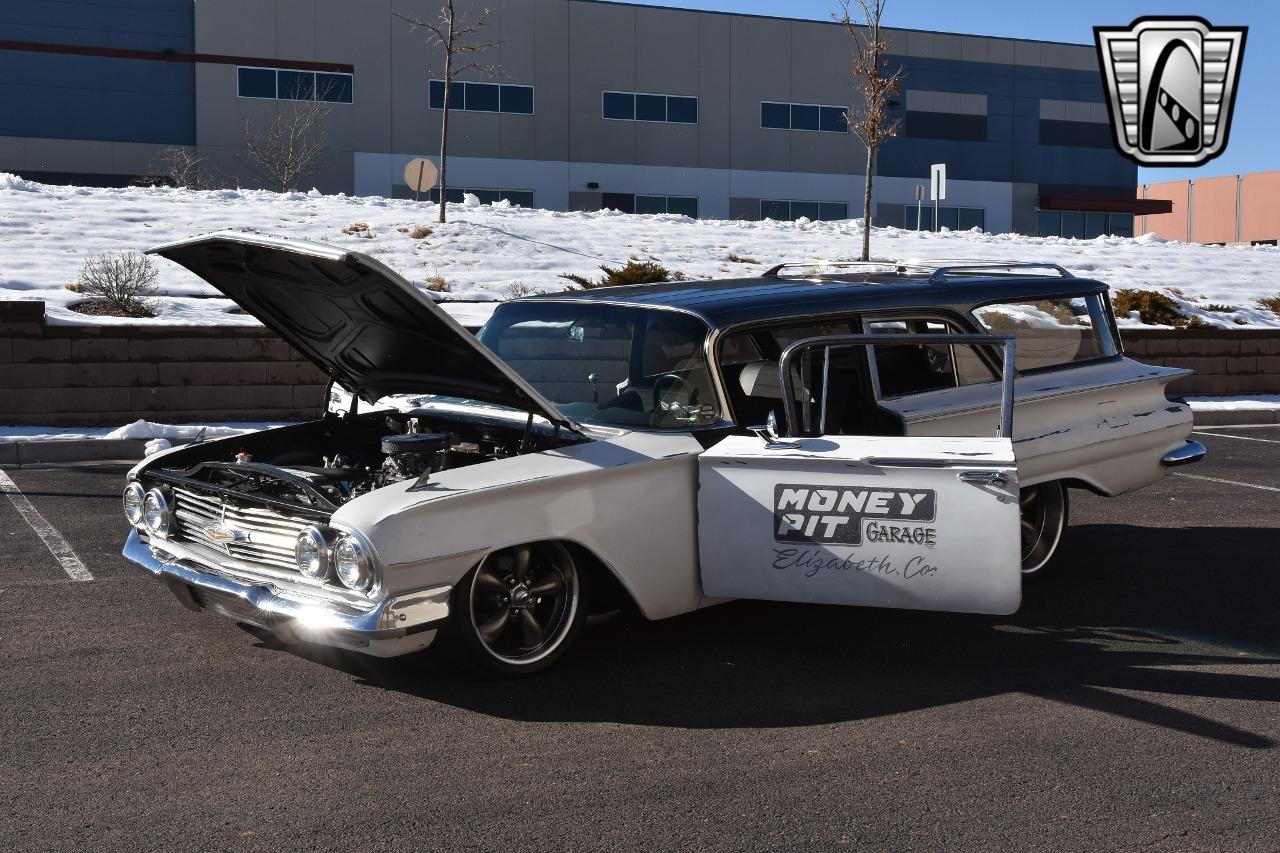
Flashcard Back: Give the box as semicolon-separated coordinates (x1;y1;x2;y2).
1;301;327;426
2;301;1278;426
1119;329;1280;396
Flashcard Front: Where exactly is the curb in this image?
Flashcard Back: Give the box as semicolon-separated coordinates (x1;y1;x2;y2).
0;439;148;468
1191;409;1278;426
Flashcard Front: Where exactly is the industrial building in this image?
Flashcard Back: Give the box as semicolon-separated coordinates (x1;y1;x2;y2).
1;0;1153;234
1138;172;1280;246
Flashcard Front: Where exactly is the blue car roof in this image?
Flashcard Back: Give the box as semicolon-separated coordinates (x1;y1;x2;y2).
526;271;1110;330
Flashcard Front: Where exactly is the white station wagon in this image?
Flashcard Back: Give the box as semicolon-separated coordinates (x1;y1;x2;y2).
122;233;1205;674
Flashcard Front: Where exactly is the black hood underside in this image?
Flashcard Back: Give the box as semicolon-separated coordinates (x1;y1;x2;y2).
148;232;568;426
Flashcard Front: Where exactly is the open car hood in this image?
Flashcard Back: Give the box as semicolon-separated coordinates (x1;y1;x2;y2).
148;231;571;427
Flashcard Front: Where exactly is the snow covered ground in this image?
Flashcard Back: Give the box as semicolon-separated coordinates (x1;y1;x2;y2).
1186;395;1280;411
1;172;1279;329
0;420;286;442
4;396;1274;448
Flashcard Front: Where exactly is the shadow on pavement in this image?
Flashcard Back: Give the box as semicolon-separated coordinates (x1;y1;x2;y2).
263;524;1280;746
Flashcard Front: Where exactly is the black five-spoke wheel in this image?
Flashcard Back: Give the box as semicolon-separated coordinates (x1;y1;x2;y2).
448;542;587;675
1019;480;1069;577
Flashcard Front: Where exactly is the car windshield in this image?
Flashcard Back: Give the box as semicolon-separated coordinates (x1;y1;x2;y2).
478;301;721;429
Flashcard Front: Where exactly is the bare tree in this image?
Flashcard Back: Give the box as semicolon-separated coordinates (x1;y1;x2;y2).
136;146;231;189
836;0;905;261
238;86;334;192
138;146;219;190
395;2;497;223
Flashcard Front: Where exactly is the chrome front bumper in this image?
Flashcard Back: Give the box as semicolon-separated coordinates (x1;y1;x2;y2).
123;529;451;655
1161;439;1207;468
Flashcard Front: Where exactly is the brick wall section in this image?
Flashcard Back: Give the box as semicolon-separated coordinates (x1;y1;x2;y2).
1120;329;1280;396
2;302;1278;425
1;301;328;426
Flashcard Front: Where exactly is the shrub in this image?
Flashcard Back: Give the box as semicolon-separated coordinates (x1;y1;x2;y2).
1204;303;1239;313
728;252;760;265
559;259;673;289
424;274;449;292
342;222;373;238
1256;295;1280;314
409;225;432;239
1111;289;1185;326
77;252;158;317
502;281;536;300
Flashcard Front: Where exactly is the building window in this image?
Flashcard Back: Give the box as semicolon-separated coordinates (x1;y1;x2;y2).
1038;119;1112;148
1037;210;1133;238
893;205;986;232
905;112;986;142
424;187;534;207
601;193;698;218
429;80;534;114
760;200;848;221
237;67;354;103
760;102;848;133
601;92;698;124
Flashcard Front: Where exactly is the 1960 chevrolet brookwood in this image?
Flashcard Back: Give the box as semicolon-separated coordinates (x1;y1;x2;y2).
121;232;1205;674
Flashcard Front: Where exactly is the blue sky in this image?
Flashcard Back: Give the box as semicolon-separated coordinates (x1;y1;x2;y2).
597;1;1274;184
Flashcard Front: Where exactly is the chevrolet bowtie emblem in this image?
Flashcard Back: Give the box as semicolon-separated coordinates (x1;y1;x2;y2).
203;524;248;543
1094;17;1247;167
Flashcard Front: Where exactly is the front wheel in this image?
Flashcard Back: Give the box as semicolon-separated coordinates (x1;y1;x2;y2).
1020;480;1069;577
443;541;588;676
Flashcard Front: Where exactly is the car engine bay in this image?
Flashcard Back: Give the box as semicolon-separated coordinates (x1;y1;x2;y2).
144;408;582;513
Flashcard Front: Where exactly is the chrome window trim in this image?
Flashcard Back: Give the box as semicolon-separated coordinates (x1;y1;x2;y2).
778;333;1017;439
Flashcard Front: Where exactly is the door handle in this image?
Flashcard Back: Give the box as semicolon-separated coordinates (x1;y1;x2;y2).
958;470;1009;487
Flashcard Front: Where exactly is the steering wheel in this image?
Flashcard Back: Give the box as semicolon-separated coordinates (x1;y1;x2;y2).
651;373;699;419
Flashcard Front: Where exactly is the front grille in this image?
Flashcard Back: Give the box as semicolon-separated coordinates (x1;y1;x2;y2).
171;486;312;573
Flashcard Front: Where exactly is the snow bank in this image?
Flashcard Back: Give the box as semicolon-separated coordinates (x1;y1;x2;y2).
1;173;1279;328
0;420;286;442
1186;395;1280;411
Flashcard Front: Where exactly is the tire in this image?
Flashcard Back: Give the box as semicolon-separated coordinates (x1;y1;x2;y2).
442;541;588;676
1020;480;1069;578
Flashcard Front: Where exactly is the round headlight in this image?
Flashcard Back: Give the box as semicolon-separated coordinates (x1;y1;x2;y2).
295;526;331;580
334;534;373;592
123;482;146;526
142;488;172;538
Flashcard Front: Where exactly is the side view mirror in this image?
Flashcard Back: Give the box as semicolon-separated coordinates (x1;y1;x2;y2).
749;410;800;450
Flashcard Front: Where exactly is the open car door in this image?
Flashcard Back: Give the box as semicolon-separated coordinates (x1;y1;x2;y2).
698;333;1022;616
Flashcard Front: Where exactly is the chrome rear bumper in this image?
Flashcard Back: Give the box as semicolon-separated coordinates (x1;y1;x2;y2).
123;529;450;656
1161;439;1207;467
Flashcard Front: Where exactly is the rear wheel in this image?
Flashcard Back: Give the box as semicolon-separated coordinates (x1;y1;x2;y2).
445;541;587;676
1020;480;1068;577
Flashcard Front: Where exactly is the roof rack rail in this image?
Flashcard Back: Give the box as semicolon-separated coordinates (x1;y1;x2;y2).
760;260;934;278
927;262;1073;283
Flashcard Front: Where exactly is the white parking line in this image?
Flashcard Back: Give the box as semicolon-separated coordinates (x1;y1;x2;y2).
0;470;93;581
1193;430;1280;445
1171;472;1280;494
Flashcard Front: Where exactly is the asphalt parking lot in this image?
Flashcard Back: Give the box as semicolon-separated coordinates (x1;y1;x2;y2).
2;427;1278;852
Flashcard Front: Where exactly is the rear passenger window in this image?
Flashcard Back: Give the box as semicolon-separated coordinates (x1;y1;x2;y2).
767;322;853;352
972;295;1118;372
864;318;997;397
